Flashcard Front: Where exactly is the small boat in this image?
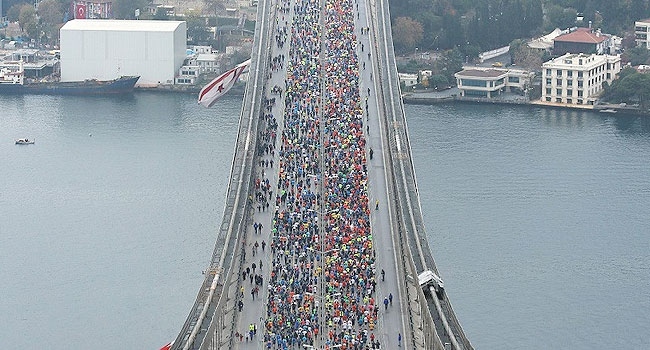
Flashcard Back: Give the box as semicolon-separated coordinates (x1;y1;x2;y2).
15;138;35;144
599;108;617;113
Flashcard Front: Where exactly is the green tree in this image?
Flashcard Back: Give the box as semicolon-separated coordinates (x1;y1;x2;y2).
429;74;449;89
7;4;23;22
524;0;544;35
545;4;577;31
38;0;63;44
18;4;38;39
186;12;210;44
510;38;543;70
113;0;151;19
603;69;650;109
623;46;650;66
440;48;464;84
203;0;226;17
392;17;424;53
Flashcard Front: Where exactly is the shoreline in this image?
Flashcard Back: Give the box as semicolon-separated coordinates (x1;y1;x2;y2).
134;83;246;95
402;91;650;116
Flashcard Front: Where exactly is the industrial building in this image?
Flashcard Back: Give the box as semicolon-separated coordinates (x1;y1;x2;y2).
60;19;187;86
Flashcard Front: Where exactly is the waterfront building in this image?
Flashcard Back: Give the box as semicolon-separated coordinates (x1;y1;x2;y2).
454;68;534;98
175;65;200;85
59;20;187;86
634;18;650;49
553;27;609;55
399;73;418;88
541;53;621;105
0;49;58;78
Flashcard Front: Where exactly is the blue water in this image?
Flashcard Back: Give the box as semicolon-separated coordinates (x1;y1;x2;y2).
408;104;650;350
0;92;240;349
1;94;649;349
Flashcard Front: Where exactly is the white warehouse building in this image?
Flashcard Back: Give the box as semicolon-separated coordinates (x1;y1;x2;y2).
60;19;187;86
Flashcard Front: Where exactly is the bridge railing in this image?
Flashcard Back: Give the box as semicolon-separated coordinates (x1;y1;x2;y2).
371;0;474;349
170;0;274;348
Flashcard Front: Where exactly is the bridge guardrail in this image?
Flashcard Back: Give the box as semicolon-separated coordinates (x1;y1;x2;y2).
170;0;274;348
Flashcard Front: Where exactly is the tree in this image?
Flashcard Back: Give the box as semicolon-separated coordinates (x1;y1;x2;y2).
7;4;24;22
203;0;226;17
603;68;650;110
392;17;423;53
510;39;543;70
429;74;449;89
440;48;464;84
18;4;38;39
623;46;650;66
524;0;544;35
545;5;578;31
113;0;151;19
186;12;210;44
38;0;63;44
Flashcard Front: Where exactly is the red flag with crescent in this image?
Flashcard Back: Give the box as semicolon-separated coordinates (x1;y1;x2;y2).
198;59;251;108
75;3;87;19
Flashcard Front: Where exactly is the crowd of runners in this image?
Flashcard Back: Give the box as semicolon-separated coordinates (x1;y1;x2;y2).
247;0;381;348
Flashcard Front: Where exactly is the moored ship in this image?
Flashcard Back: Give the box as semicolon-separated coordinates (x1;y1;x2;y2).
0;63;139;95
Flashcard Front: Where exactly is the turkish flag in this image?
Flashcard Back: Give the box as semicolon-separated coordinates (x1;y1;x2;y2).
75;3;87;19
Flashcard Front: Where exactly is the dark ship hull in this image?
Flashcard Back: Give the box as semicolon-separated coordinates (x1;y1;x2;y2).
0;76;140;95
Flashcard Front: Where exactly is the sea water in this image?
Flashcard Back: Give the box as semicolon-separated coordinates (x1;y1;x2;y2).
1;93;648;349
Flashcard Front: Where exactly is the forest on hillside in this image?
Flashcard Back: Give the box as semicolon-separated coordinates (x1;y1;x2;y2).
388;0;650;55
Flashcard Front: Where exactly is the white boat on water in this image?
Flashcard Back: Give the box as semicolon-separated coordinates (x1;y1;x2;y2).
599;108;617;113
15;138;35;144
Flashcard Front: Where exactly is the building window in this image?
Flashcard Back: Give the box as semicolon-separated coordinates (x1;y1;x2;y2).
577;99;583;104
578;90;583;97
546;78;552;85
607;73;611;79
461;79;487;87
546;68;551;75
546;97;551;101
567;80;573;86
557;69;562;77
556;98;562;103
578;81;583;87
567;71;573;77
556;89;562;95
578;71;583;78
567;89;573;96
557;79;562;86
546;88;551;95
567;98;572;104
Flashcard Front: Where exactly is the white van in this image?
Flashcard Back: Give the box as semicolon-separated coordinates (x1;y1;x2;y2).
418;270;444;292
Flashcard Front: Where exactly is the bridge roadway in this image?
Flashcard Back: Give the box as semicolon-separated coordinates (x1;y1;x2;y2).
170;0;474;349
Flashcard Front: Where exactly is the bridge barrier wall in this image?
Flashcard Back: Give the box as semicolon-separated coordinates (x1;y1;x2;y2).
367;0;443;349
373;0;474;349
170;0;274;348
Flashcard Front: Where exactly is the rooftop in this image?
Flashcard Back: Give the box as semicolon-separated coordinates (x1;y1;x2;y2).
456;69;507;78
554;28;607;44
61;19;185;32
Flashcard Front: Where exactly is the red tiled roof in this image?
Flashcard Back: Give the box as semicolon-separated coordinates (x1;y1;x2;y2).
554;28;607;44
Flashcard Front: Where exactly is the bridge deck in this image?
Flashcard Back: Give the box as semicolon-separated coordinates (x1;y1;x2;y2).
171;0;473;349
